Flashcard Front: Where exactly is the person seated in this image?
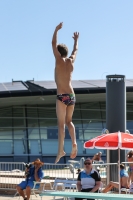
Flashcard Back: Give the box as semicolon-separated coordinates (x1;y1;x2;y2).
76;158;101;200
16;159;44;200
92;152;103;163
102;163;129;193
127;150;133;185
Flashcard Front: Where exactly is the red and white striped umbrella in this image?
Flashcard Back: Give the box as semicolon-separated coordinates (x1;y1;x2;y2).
84;131;133;194
84;131;133;150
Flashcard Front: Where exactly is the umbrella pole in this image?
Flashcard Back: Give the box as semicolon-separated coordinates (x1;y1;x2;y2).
118;148;120;194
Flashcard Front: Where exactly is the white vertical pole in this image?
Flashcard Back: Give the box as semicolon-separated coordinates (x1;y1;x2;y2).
107;150;110;184
118;148;120;194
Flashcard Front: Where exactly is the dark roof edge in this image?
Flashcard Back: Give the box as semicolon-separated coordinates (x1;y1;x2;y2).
0;78;133;99
0;87;106;98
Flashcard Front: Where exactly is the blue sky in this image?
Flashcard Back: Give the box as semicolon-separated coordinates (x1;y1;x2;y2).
0;0;133;82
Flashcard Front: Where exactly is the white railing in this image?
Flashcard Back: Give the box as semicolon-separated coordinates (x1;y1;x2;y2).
0;162;25;190
42;163;75;179
0;162;75;190
92;162;118;187
0;161;132;191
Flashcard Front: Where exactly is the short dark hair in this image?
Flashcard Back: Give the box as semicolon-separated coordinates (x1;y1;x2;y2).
57;44;68;57
127;150;133;158
120;163;125;169
84;158;92;164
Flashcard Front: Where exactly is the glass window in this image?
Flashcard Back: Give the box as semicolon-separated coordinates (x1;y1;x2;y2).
41;139;58;154
29;156;42;163
86;148;103;156
73;109;81;119
81;109;101;120
28;128;40;139
101;110;106;120
13;107;25;127
40;128;47;139
29;139;41;154
14;156;28;163
127;103;133;116
74;102;80;109
0;101;110;161
102;122;106;129
100;102;106;110
0;128;12;139
42;156;65;163
0;140;13;154
64;139;84;154
99;102;106;127
0;118;12;128
27;107;39;127
81;102;101;109
38;107;56;119
65;128;79;139
82;120;103;129
14;139;27;154
126;103;133;133
0;107;12;117
83;129;102;140
47;128;58;139
127;103;133;133
127;121;133;134
14;128;27;139
78;129;84;140
38;106;57;130
80;105;102;133
39;119;57;128
12;107;27;140
0;107;12;128
0;157;13;162
72;119;82;128
27;118;39;128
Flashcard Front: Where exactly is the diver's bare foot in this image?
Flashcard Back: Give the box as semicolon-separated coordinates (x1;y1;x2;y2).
55;151;66;164
70;144;77;159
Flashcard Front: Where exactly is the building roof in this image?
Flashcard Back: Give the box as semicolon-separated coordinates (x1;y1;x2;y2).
0;79;133;107
0;79;133;96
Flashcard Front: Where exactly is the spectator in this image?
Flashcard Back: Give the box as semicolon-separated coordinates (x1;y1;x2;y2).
76;158;101;200
102;163;128;193
92;152;103;163
16;159;44;200
127;150;133;185
76;168;81;174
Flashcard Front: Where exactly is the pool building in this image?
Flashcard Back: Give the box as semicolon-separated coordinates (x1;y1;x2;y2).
0;79;133;163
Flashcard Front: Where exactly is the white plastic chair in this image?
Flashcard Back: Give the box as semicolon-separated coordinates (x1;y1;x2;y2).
42;178;67;200
120;182;133;194
53;178;66;189
52;178;67;200
94;182;104;200
120;187;129;194
98;181;104;193
65;179;77;192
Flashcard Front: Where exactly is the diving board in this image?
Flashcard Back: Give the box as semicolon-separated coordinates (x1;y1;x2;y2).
39;191;133;199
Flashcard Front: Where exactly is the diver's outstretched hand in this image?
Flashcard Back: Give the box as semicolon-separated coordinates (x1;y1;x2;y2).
72;32;79;40
56;22;63;31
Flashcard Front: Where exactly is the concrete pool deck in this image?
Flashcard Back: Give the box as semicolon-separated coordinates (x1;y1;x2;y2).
0;195;64;200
